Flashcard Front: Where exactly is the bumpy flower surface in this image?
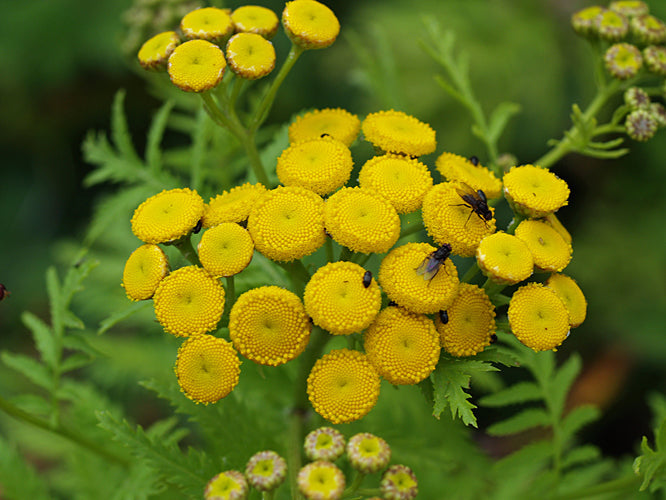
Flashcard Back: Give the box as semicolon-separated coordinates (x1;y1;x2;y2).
435;152;503;199
514;219;572;272
476;232;533;285
381;465;418;500
180;7;234;43
624;86;651;109
307;349;380;424
358;154;433;214
168;39;226;92
650;102;666;127
508;283;570;352
571;6;605;37
362;110;436;157
226;33;276;80
304;262;382;335
324;187;400;254
626;109;658;141
297;461;345;500
153;266;225;337
542;213;572;245
138;31;180;70
610;1;649;17
421;182;496;257
378;242;459;314
503;165;569;218
631;14;666;44
364;307;440;385
289;108;360;146
131;188;204;244
277;136;353;195
436;283;496;357
175;334;240;403
546;273;587;327
282;0;340;50
204;183;267;227
304;427;346;462
231;5;279;39
245;451;287;492
604;43;643;80
204;470;248;500
229;286;311;366
346;433;391;474
595;9;629;41
644;45;666;76
247;186;326;262
198;222;254;277
122;244;169;300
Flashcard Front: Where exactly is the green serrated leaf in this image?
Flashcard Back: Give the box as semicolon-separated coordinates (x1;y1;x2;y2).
45;267;63;337
0;436;51;500
62;310;85;330
21;311;56;370
62;332;105;358
478;381;542;407
550;354;582;418
493;439;552;477
9;394;52;417
486;407;550;436
577;146;629;159
98;300;152;335
587;137;625;150
60;353;93;373
146;100;175;174
487;101;521;143
1;352;53;391
560;405;600;441
561;444;601;469
111;89;140;162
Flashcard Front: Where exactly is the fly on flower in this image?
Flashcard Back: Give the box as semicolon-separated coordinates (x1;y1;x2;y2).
416;243;452;282
454;182;493;227
439;310;449;324
362;270;372;288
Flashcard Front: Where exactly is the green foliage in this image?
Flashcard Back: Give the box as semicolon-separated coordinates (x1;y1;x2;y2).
0;435;50;500
634;394;666;493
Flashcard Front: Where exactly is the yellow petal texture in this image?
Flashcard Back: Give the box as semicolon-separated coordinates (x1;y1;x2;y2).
436;283;496;357
168;39;226;92
364;306;440;385
289;108;361;146
362;110;436;157
231;5;280;39
546;273;587;327
435;152;502;199
514;219;572;272
378;242;459;314
175;334;240;403
297;461;346;500
137;31;180;70
282;0;340;49
229;286;311;366
247;186;326;262
307;349;380;424
180;7;234;43
304;261;382;335
122;244;170;301
502;164;569;218
153;266;225;337
204;471;248;500
131;188;204;244
226;33;276;80
198;222;254;277
204;182;267;228
476;232;534;285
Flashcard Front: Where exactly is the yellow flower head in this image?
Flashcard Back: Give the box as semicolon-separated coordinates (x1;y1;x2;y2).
247;186;326;262
226;33;276;80
131;188;204;244
542;212;572;245
122;244;169;301
546;273;587;327
610;1;649;17
229;286;311;366
436;283;496;357
180;7;234;43
631;14;666;45
346;433;391;475
364;307;440;385
168;39;226;92
324;187;400;254
153;266;225;337
381;465;418;500
502;164;570;218
571;6;605;37
378;243;459;314
595;9;629;41
289;108;361;146
304;262;382;335
245;450;287;492
358;154;433;214
204;182;267;228
231;5;280;39
297;461;345;500
514;220;572;273
421;182;496;257
362;110;436;157
604;43;643;80
307;348;380;424
198;223;254;277
435;152;503;199
138;31;180;71
304;427;346;462
175;334;240;404
508;283;570;352
277;136;353;196
204;470;248;500
476;232;534;285
282;0;340;50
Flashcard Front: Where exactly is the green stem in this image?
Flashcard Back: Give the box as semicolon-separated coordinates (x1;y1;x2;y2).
224;276;235;318
460;262;480;283
505;213;527;235
338;247;354;262
277;260;311;296
0;394;128;466
325;237;334;263
482;278;506;299
171;234;201;266
343;472;366;495
553;474;641;499
399;221;425;240
262;490;276;500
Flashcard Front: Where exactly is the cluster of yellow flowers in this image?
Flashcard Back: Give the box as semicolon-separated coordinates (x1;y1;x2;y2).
203;428;417;500
124;1;589;426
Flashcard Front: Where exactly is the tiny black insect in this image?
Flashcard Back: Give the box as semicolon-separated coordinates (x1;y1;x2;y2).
416;243;452;282
0;284;9;302
192;219;203;234
439;310;449;324
490;334;498;344
320;133;331;138
387;300;398;307
454;183;493;227
362;270;372;288
469;155;479;166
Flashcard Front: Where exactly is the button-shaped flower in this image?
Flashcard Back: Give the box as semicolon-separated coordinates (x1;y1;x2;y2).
502;164;569;218
362;110;436;157
297;461;345;500
231;5;279;39
204;470;248;500
289;108;360;146
546;273;587;328
168;39;226;92
226;33;276;80
282;0;340;50
346;432;391;474
198;223;254;277
435;152;502;199
204;183;267;228
304;427;346;462
476;232;534;285
245;450;287;492
138;31;180;71
122;244;169;301
180;7;234;44
381;465;418;500
514;219;572;272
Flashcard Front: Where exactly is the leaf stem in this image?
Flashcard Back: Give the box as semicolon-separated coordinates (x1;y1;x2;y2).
554;474;641;499
171;234;201;267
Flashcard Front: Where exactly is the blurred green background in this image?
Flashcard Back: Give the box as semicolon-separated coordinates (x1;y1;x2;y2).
0;0;665;476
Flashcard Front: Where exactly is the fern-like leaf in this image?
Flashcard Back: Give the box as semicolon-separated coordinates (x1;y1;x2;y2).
0;436;50;500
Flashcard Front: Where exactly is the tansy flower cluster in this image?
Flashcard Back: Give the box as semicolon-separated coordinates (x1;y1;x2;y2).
203;429;417;500
571;1;666;142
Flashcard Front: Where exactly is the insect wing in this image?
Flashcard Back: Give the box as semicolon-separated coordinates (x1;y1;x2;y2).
416;255;440;281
